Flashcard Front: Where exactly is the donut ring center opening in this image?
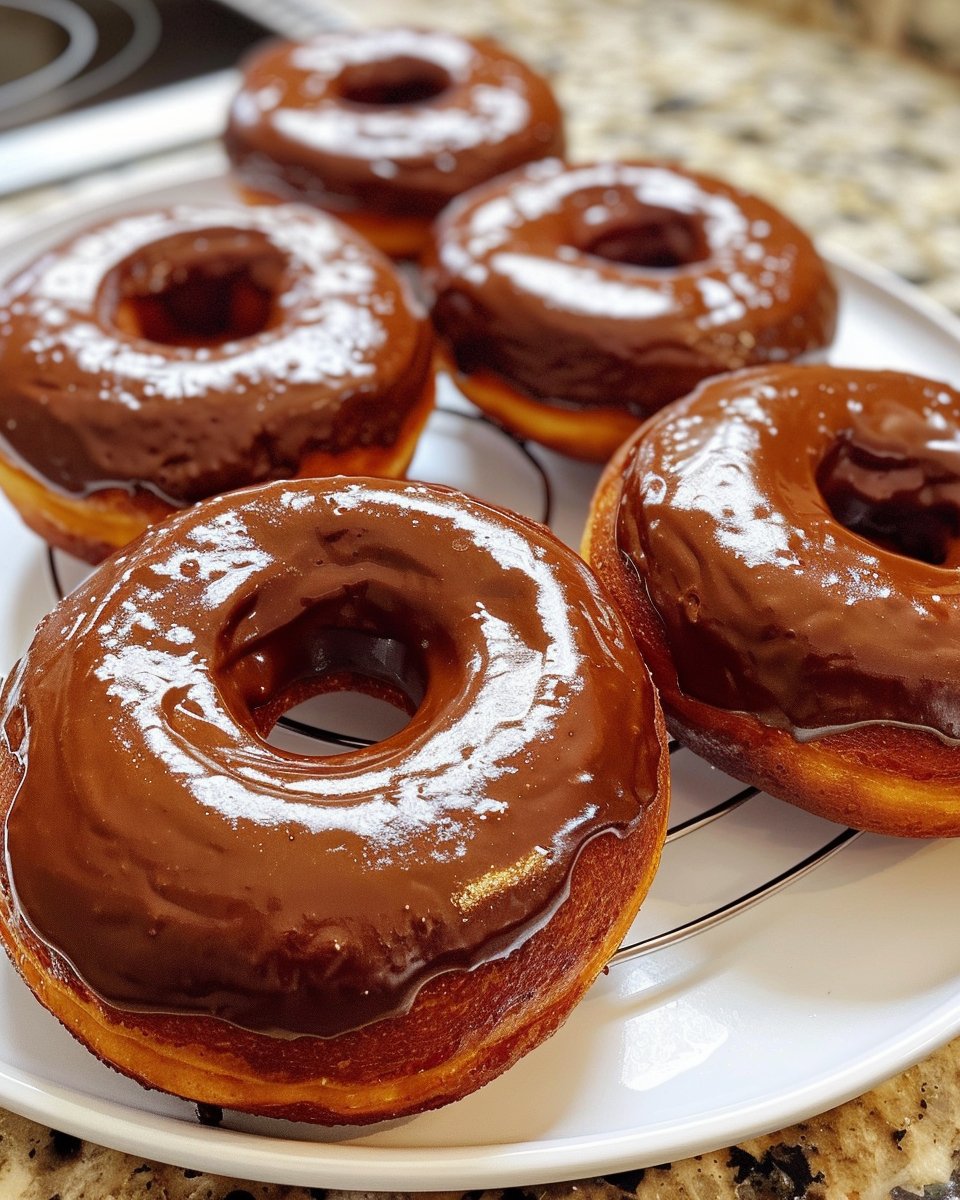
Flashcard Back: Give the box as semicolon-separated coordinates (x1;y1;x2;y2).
337;56;452;106
817;428;960;566
222;606;428;756
101;232;287;347
576;201;710;270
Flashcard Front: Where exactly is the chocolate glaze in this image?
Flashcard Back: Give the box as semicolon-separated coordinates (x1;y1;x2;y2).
225;28;564;220
427;160;838;415
616;365;960;738
2;478;662;1036
0;205;433;503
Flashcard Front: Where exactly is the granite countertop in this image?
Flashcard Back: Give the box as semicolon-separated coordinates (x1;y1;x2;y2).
0;0;959;1196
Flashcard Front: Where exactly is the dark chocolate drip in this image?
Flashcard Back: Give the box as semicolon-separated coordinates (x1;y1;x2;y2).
427;160;837;416
617;365;960;740
0;205;433;502
8;478;661;1036
818;429;960;567
225;29;564;219
43;404;554;764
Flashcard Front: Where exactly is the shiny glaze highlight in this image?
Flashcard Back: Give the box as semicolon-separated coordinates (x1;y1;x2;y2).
0;204;433;503
428;160;837;415
225;28;564;220
2;478;662;1036
617;365;960;737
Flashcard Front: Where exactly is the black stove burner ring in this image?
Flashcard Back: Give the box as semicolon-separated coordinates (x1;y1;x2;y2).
0;0;97;112
0;0;161;119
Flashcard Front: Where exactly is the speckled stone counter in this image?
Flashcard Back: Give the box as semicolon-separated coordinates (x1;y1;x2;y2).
0;1048;958;1197
0;0;959;1196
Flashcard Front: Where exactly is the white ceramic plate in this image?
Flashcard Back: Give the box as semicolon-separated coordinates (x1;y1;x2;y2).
1;160;960;1191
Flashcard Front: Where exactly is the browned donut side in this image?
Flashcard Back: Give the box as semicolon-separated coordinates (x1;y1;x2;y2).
428;160;837;460
585;416;960;839
0;744;668;1123
0;478;669;1122
225;28;565;258
0;205;435;563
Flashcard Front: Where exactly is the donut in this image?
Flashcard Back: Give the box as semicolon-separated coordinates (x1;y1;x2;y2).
224;28;565;258
0;477;669;1124
586;363;960;837
0;204;435;565
426;159;838;461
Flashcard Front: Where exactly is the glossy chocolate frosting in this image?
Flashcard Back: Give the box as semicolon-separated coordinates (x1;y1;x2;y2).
617;365;960;738
225;28;564;219
2;478;662;1036
428;160;838;414
0;205;433;504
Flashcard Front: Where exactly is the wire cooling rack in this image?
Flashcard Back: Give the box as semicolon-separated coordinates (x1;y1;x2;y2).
45;400;862;973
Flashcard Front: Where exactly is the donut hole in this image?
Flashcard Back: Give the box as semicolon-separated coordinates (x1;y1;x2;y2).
818;431;960;566
225;618;427;757
103;236;287;347
269;688;413;757
337;57;452;106
579;205;710;270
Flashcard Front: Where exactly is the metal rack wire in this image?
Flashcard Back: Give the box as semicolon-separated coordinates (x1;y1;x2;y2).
611;744;861;964
44;401;861;971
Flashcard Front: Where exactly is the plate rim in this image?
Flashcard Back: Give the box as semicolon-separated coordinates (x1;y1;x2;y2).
1;160;960;1190
0;985;957;1190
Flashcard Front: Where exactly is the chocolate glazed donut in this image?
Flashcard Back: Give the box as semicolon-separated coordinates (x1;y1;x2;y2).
225;28;565;258
0;204;435;563
427;160;837;460
0;477;669;1123
586;364;960;837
